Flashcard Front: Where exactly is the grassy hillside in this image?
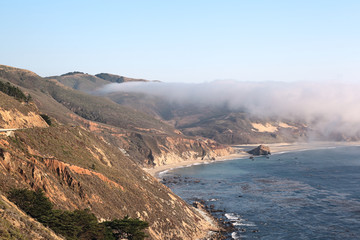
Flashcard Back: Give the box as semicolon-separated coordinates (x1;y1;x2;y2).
0;65;232;167
1;125;216;239
0;192;64;240
105;91;309;144
46;72;151;93
43;68;310;144
46;72;109;92
0;91;36;115
0;88;218;239
0;65;175;134
46;83;176;134
95;73;150;83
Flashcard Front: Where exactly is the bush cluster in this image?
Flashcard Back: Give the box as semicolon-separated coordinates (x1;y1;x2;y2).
0;81;31;102
40;114;52;126
8;189;149;240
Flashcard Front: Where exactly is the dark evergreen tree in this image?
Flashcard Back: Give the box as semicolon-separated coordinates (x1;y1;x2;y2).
8;189;149;240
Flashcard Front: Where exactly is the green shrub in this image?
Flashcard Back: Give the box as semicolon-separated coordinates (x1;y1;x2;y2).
8;189;149;240
103;216;149;240
0;81;31;102
40;114;52;126
8;189;53;219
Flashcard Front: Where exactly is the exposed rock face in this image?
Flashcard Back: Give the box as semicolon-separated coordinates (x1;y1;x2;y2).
0;126;218;239
247;145;271;155
70;113;234;167
122;133;234;167
0;84;221;239
0;92;48;129
1;65;233;168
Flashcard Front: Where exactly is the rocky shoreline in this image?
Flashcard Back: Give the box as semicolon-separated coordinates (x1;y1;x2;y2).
161;174;239;239
152;141;360;239
145;141;360;179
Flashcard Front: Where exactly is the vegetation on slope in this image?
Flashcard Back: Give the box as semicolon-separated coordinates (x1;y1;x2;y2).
0;80;31;102
0;192;63;240
0;65;224;239
46;72;109;92
0;65;176;135
106;92;309;144
1;125;214;239
95;73;149;84
8;188;149;240
40;114;52;126
0;91;34;115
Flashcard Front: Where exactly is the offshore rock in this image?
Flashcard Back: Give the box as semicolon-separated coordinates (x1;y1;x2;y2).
247;145;271;156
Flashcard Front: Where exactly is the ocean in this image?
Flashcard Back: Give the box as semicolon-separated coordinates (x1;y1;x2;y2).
162;145;360;239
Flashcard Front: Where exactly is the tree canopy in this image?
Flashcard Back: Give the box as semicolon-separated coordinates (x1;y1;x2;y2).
8;189;149;240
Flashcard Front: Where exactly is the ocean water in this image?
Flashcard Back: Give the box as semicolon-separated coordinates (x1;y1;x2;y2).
162;146;360;239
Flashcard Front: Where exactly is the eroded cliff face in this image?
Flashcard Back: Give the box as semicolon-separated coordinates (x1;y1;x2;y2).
0;127;218;239
103;131;234;167
149;136;234;166
0;108;48;129
70;113;234;167
0;65;227;239
0;92;48;129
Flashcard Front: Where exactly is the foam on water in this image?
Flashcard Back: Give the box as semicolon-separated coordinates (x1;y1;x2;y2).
225;213;256;227
231;232;240;239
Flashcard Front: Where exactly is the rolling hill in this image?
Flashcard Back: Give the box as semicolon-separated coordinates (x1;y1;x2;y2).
0;65;232;167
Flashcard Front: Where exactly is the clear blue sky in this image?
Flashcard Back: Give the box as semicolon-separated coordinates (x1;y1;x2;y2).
1;0;359;82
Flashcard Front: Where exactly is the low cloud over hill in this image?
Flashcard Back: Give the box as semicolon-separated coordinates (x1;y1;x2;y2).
99;80;360;138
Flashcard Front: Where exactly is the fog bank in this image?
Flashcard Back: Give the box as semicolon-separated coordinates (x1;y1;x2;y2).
99;80;360;137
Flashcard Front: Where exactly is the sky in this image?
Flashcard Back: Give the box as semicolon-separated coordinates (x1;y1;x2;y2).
1;0;359;82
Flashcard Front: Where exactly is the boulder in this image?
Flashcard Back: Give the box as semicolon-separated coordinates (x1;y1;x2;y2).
247;145;271;156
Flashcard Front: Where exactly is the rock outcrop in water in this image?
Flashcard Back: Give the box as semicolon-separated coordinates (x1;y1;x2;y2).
247;145;271;155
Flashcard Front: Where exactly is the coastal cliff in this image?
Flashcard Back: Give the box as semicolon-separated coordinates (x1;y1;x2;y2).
0;65;233;167
0;123;218;240
0;67;224;239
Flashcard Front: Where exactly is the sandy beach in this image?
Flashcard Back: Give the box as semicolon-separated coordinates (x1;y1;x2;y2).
143;141;360;179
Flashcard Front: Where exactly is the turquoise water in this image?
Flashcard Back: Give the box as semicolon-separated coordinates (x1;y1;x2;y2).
163;146;360;239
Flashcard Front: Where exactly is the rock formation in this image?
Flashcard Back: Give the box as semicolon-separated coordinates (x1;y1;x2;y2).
247;145;271;155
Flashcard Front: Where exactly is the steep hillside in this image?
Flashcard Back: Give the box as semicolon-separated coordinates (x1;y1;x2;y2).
104;92;309;144
171;110;308;144
0;192;64;240
46;72;153;92
0;92;48;129
0;65;232;166
0;65;173;134
45;69;310;144
0;127;217;239
0;85;219;239
46;72;109;92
